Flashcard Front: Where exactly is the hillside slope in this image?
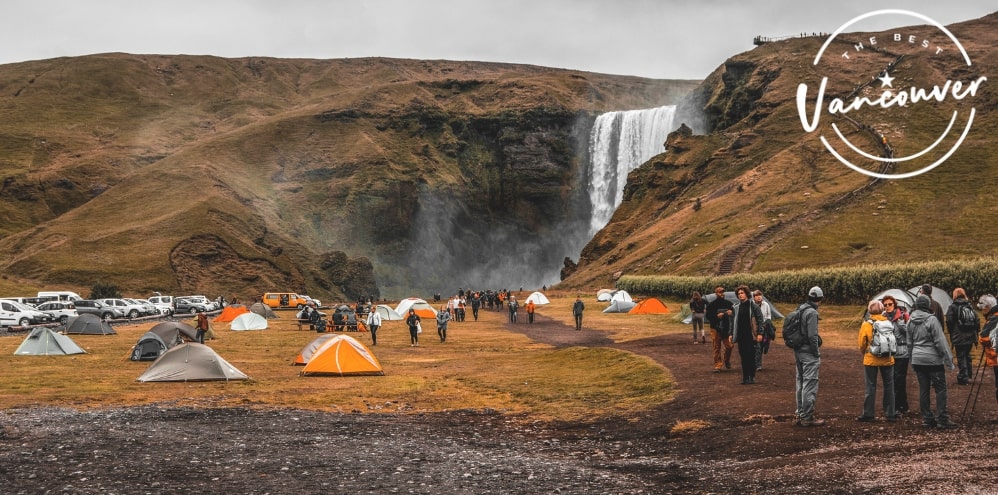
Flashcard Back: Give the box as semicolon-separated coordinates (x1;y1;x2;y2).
0;55;697;300
561;12;997;291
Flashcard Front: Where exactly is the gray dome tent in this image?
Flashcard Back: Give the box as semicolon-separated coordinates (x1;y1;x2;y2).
137;343;249;382
65;313;116;335
15;327;86;356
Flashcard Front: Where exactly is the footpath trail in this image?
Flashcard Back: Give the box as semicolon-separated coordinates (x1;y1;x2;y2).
501;300;998;492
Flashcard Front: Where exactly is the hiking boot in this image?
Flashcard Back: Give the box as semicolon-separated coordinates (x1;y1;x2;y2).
700;337;706;344
724;361;731;370
712;368;721;373
885;416;899;422
799;418;826;427
937;420;959;429
921;421;936;428
856;415;875;422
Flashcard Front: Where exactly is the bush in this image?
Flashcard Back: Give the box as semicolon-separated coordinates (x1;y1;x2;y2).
618;256;998;305
89;282;122;300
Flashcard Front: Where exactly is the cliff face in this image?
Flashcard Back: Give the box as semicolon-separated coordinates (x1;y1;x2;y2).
0;54;697;300
561;13;998;291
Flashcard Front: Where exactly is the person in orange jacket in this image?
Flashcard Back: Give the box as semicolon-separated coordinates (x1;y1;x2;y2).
977;295;998;404
525;299;536;324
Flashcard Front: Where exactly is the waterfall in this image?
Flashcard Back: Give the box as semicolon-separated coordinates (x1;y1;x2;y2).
587;105;677;236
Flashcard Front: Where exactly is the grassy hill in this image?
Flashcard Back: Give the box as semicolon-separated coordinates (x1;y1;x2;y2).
561;12;998;292
0;55;697;300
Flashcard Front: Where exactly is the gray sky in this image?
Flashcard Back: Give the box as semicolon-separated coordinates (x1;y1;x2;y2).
1;1;993;79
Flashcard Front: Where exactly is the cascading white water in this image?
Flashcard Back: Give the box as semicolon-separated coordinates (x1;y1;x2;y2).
587;105;677;235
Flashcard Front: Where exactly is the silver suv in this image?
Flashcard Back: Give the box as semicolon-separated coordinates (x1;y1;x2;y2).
74;300;125;320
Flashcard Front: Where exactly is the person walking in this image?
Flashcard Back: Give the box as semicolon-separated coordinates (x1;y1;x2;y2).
366;306;382;346
882;295;911;415
690;291;707;344
753;290;774;370
795;286;825;426
436;304;451;342
471;292;481;321
508;296;519;323
730;285;764;385
195;311;209;344
705;287;734;373
908;294;958;428
405;309;421;347
525;299;536;324
946;288;979;385
857;299;896;422
572;296;585;330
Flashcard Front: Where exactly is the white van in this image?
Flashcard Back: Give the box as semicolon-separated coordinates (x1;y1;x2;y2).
37;291;82;302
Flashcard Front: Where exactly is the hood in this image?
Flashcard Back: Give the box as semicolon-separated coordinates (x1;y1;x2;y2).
914;294;932;312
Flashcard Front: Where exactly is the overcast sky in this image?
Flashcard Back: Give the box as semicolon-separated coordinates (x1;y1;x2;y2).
1;1;993;80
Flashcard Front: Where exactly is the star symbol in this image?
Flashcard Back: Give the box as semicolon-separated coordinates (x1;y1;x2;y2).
878;71;895;88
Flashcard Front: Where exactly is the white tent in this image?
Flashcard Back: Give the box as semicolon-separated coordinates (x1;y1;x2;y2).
603;299;637;313
374;304;403;321
596;289;615;301
525;292;550;305
610;290;632;303
230;312;268;331
908;285;953;315
394;297;437;317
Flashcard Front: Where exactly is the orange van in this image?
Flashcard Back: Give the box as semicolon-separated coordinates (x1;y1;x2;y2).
262;292;310;309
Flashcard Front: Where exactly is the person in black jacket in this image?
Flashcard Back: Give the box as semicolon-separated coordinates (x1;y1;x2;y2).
572;296;585;330
946;288;979;385
730;285;765;385
705;286;734;373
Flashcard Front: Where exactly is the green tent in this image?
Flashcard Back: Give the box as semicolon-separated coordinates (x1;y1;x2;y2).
14;327;86;356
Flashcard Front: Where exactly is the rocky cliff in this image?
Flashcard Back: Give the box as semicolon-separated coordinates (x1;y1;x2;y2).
561;13;998;291
0;55;697;300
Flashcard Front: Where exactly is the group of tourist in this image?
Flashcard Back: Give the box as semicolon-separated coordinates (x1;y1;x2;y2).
689;282;998;428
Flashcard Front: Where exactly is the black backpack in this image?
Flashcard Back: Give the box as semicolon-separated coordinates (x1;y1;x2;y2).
956;301;981;334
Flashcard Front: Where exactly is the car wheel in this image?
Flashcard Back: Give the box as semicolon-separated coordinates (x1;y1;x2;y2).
59;316;69;325
102;312;113;321
190;308;198;314
18;317;30;327
129;310;139;318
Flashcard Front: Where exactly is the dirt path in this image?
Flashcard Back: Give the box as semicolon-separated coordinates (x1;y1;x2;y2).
2;306;997;493
504;309;998;492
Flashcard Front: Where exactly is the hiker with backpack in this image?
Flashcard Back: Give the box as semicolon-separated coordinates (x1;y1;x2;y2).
908;294;958;428
882;295;912;415
792;286;825;426
945;288;980;385
753;290;775;371
857;299;897;422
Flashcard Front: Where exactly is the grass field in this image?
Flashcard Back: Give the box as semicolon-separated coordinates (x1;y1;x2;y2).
0;294;873;421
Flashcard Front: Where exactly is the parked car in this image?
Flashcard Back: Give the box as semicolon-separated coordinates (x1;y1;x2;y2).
175;297;212;314
148;295;175;315
0;299;55;327
184;295;219;311
124;298;159;317
74;299;125;320
99;298;151;319
35;301;79;325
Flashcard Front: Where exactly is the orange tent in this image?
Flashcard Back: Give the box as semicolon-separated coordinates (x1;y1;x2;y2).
299;335;384;376
213;305;250;323
628;297;671;315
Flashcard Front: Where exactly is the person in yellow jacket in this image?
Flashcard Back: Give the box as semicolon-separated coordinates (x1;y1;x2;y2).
857;299;898;422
